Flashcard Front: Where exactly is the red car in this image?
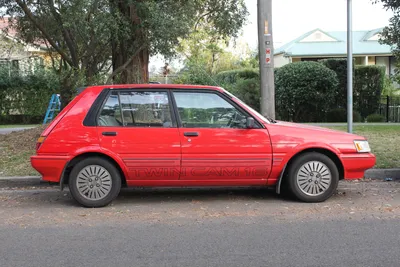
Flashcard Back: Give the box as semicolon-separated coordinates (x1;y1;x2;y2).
31;84;376;207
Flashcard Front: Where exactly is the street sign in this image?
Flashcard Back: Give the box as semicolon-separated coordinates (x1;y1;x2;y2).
265;48;271;64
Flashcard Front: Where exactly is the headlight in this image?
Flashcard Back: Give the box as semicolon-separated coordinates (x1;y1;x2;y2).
354;140;371;153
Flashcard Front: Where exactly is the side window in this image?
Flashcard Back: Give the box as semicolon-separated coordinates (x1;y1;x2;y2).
173;91;252;129
119;91;173;127
98;92;123;126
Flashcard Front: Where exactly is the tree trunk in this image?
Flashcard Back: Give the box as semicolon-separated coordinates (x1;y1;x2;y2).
110;0;149;84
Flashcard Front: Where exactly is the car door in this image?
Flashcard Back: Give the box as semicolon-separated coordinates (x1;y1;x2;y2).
96;89;181;180
172;90;272;181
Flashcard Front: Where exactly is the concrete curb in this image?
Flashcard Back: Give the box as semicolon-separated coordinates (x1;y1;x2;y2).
0;169;399;183
364;169;400;181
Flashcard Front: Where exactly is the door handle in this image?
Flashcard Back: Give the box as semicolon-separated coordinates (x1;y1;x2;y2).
184;132;199;137
102;132;117;136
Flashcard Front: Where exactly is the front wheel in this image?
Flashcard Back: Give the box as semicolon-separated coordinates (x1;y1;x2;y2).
69;157;122;208
286;152;339;202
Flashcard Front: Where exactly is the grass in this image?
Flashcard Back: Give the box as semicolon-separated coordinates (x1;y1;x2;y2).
0;124;39;129
0;124;399;177
327;125;400;169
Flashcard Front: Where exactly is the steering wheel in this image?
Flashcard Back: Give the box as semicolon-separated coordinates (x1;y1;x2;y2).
227;112;238;128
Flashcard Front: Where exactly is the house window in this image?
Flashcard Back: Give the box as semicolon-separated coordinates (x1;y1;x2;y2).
11;60;19;75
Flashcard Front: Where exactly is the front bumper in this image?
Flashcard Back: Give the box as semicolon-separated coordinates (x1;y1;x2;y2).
340;153;376;179
30;155;69;183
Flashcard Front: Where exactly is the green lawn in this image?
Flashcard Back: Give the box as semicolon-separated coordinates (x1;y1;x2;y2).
0;124;398;177
0;124;39;128
327;125;400;169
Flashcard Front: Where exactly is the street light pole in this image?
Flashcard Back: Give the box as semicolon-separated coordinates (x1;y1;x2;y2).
258;0;275;119
347;0;353;133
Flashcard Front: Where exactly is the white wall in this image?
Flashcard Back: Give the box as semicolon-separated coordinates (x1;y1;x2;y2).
376;56;390;75
274;54;291;68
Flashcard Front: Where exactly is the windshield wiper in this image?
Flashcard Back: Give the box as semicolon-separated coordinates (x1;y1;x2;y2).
267;117;277;123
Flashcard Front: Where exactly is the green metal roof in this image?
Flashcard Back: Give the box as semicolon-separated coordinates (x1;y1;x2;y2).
275;28;393;57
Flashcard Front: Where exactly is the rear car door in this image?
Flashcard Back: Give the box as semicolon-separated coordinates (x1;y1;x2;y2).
96;89;181;180
172;90;272;181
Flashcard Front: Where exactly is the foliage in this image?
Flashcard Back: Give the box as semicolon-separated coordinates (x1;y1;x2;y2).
366;113;386;122
354;65;385;119
319;58;352;109
215;68;259;84
275;61;339;122
0;0;118;107
326;108;362;123
111;0;249;83
231;78;260;111
0;67;59;119
382;75;399;96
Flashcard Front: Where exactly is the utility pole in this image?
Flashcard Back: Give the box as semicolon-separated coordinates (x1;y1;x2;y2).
347;0;353;133
258;0;275;119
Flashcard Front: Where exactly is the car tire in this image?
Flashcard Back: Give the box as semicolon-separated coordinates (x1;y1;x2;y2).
286;152;339;202
69;157;122;208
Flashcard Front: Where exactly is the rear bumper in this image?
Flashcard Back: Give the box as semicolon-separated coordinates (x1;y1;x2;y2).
30;155;69;183
340;153;376;180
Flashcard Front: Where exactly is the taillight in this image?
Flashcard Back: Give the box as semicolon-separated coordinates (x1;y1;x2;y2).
36;136;46;150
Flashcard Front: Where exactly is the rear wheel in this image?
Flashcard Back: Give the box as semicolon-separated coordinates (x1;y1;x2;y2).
69;157;121;207
286;152;339;202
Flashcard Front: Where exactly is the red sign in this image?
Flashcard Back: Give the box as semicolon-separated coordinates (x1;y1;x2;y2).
266;48;271;55
266;58;270;63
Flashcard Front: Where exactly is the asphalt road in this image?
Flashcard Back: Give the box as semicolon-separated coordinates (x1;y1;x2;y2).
0;180;399;267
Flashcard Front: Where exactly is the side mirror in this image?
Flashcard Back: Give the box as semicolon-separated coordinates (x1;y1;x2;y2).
246;117;255;129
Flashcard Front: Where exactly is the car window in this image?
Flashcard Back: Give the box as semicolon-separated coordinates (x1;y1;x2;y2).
119;91;173;127
98;92;123;126
98;91;173;127
173;91;250;128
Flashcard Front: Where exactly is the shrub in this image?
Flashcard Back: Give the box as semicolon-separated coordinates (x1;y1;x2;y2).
326;108;362;122
275;61;339;122
232;78;260;111
0;67;59;118
319;58;352;109
366;113;385;123
354;65;385;119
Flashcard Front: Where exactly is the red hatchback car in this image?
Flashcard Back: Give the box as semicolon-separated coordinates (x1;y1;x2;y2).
31;84;375;207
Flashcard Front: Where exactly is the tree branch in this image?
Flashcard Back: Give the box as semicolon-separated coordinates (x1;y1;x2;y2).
47;0;79;67
15;0;74;67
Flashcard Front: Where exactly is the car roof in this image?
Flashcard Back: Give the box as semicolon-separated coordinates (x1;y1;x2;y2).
88;84;225;92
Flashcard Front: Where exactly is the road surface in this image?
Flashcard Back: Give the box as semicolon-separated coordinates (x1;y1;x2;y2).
0;180;398;267
0;127;35;135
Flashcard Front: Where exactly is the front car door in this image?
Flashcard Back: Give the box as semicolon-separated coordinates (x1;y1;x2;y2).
172;90;272;182
96;89;181;181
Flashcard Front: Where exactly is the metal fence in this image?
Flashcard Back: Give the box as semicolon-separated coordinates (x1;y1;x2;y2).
379;96;400;122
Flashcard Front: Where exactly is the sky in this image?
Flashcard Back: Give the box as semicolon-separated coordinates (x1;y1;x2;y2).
243;0;393;49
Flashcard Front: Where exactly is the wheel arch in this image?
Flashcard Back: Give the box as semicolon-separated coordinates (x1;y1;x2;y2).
61;152;127;190
277;147;344;194
285;147;344;180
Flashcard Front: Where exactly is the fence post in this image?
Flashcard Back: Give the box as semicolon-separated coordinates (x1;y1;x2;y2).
386;95;390;123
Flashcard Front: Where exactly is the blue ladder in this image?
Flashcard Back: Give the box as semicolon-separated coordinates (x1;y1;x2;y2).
43;94;61;124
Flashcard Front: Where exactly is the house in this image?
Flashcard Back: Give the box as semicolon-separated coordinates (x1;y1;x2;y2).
0;18;49;75
274;28;395;76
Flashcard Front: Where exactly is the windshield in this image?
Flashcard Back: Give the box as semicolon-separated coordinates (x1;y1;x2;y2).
223;90;271;124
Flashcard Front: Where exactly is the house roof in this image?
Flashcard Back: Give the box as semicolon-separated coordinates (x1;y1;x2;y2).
274;28;393;57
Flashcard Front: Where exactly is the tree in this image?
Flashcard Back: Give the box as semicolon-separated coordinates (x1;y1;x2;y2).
109;0;248;84
374;0;400;82
0;0;118;108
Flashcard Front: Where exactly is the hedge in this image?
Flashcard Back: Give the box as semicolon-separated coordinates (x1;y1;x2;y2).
354;65;385;119
0;68;59;122
275;61;339;122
